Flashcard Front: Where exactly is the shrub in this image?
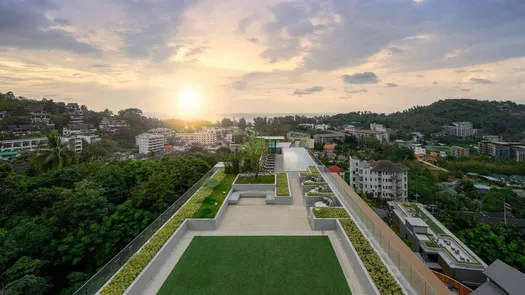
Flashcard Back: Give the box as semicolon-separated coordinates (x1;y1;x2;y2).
425;241;438;248
339;219;404;295
276;173;290;196
303;181;328;185
308;166;320;173
100;169;227;295
313;207;349;219
235;175;275;184
306;191;334;196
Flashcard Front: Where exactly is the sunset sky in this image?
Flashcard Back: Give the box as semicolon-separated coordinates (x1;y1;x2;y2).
1;0;525;119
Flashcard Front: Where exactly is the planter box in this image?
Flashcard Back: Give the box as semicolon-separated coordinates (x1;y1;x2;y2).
232;173;276;191
186;189;231;230
275;172;293;205
307;207;338;230
123;220;189;295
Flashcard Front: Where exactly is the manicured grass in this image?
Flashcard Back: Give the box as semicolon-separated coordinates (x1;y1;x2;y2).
313;207;350;219
157;236;351;295
308;165;320;173
416;207;446;235
276;173;290;196
192;173;237;218
235;174;275;184
425;241;438;248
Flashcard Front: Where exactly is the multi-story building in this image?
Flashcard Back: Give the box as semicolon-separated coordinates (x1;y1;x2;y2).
179;129;218;146
66;102;80;113
69;109;84;124
443;122;481;138
136;132;166;154
148;128;175;137
478;141;523;160
482;135;501;142
349;157;409;200
370;123;386;131
63;123;96;136
413;146;427;155
388;201;487;287
99;117;128;133
298;123;330;130
451;146;470;157
312;130;345;144
516;146;525;161
30;112;51;124
0;137;48;152
345;128;390;142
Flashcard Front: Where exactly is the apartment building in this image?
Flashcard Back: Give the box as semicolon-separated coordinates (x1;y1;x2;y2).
69;109;84;124
370;123;386;131
0;137;48;152
443;122;482;138
312;130;345;144
148;128;175;137
482;135;501;142
349;157;409;200
345;128;390;142
178;129;217;146
451;146;470;157
413;146;427;155
30;112;51;124
478;140;523;160
136;132;166;154
515;146;525;162
63;123;96;136
388;201;487;287
99;117;128;133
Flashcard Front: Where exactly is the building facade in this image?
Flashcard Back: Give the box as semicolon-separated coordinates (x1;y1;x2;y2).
312;131;345;144
345;128;390;142
443;122;482;138
0;137;48;152
370;123;386;131
178;129;217;146
30;112;51;124
148;128;175;137
451;146;470;157
136;133;166;154
99;117;128;133
349;157;409;200
478;141;523;160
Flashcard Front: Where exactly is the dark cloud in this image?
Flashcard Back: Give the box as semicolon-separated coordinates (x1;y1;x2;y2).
345;88;367;94
470;69;485;72
53;18;71;26
416;74;425;78
293;86;323;96
341;72;379;84
388;47;403;53
470;77;493;84
385;83;399;87
455;69;466;73
237;17;253;34
185;45;209;57
247;38;260;44
433;81;439;85
0;0;98;54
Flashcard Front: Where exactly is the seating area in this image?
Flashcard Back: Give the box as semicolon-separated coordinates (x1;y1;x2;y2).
314;197;334;208
228;190;276;204
262;153;276;171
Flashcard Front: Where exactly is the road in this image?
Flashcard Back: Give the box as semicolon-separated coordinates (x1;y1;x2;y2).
418;159;449;172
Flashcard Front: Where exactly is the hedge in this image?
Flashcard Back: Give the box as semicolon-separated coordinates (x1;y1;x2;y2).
276;173;290;196
100;169;227;295
303;181;328;185
306;191;335;196
313;207;349;219
308;166;320;173
339;219;404;295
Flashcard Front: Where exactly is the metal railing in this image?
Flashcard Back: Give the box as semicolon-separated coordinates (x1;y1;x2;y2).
316;163;450;295
73;167;217;295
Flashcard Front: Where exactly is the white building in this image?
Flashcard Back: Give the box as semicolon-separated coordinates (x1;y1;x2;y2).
413;146;426;155
148;127;175;137
99;117;128;133
0;137;48;152
69;109;84;124
298;123;330;130
63;124;96;136
30;112;51;124
178;129;217;146
136;132;166;154
345;128;390;142
349;157;409;200
370;123;386;132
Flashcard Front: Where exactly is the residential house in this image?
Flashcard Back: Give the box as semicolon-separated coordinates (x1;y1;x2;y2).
99;117;128;133
328;165;344;178
323;143;335;152
370;123;386;131
62;123;96;136
30;111;51;124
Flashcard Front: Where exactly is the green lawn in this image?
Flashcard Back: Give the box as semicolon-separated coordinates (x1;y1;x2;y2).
235;174;275;184
157;236;352;295
276;173;290;196
192;173;237;218
417;207;446;235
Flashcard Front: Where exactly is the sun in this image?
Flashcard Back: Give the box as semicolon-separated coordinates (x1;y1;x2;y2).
177;87;201;114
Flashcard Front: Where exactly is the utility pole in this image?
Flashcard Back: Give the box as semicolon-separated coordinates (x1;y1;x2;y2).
504;199;511;225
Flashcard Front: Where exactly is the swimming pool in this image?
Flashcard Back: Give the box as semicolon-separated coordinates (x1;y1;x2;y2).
282;147;316;171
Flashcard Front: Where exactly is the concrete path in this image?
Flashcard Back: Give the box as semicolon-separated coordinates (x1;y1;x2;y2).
418;159;449;172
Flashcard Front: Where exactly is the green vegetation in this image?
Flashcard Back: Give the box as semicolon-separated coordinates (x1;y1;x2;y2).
300;171;320;177
276;173;290;196
304;180;328;185
235;174;275;184
34;130;76;172
339;219;403;295
157;236;352;295
313;207;350;219
100;169;227;295
440;155;525;175
416;207;446;235
192;173;237;218
425;241;439;248
308;165;320;173
306;191;335;197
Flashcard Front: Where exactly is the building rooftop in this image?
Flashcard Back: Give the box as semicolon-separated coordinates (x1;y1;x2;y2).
405;217;428;227
256;136;285;140
370;160;409;173
345;128;387;135
472;260;525;295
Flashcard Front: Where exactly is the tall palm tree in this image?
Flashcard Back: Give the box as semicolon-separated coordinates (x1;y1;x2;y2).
240;136;266;178
34;131;75;172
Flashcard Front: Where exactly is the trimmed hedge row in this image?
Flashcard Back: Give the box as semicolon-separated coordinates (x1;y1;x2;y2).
339;219;404;295
313;207;350;219
100;169;227;295
276;173;290;196
306;191;335;196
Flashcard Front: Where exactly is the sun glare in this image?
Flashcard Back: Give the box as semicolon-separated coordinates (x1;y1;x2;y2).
177;87;201;114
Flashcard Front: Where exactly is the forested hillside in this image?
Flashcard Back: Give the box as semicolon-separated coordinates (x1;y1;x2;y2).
0;154;217;295
325;99;525;140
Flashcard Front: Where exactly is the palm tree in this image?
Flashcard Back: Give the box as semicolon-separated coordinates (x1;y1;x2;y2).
34;131;75;172
240;136;266;178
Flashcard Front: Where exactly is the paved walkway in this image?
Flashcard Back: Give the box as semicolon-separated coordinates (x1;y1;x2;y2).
418;159;449;172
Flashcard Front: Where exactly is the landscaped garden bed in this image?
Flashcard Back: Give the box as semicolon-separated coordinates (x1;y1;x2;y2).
100;169;234;295
308;165;320;173
157;236;352;295
303;180;328;185
276;173;290;196
306;191;335;196
313;207;350;219
235;174;275;184
339;219;403;295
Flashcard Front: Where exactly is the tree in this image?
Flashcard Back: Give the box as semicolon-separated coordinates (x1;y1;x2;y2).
118;108;143;117
80;139;118;162
33;131;76;172
239;137;266;177
238;117;247;130
221;118;234;128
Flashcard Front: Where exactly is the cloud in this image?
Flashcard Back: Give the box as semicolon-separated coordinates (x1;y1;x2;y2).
293;86;324;96
433;81;439;85
385;83;399;87
459;88;470;92
515;68;525;72
237;17;253;34
345;88;368;94
0;0;98;54
455;69;466;73
470;77;493;84
53;18;71;26
185;45;209;57
341;72;379;84
247;38;260;44
470;69;485;72
388;47;404;53
91;64;110;68
416;74;425;78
